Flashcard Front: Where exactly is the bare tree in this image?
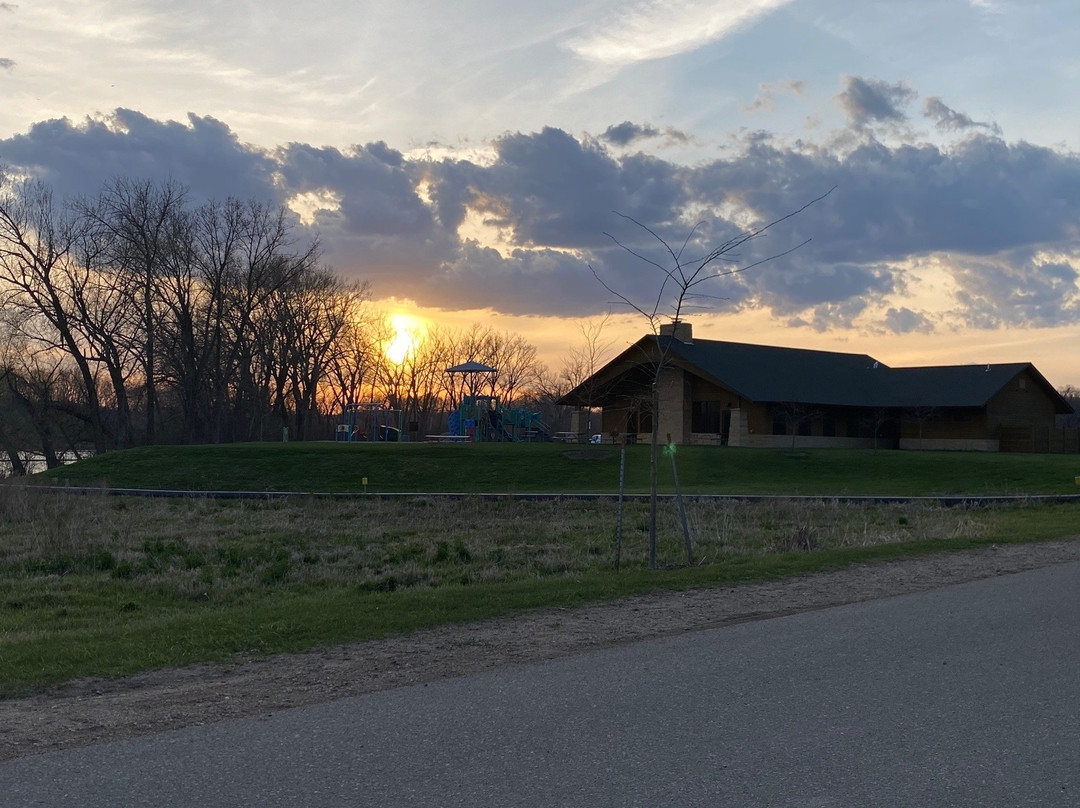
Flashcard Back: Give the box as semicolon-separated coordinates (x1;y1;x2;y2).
80;178;188;443
775;401;819;451
322;296;382;418
0;307;89;469
488;331;542;406
1057;386;1079;429
561;315;614;443
402;325;456;437
904;405;939;449
863;408;894;450
2;171;375;449
441;324;545;407
590;189;834;568
0;174;114;450
1;358;64;468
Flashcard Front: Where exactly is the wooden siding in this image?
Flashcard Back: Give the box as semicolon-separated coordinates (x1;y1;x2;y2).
985;368;1062;452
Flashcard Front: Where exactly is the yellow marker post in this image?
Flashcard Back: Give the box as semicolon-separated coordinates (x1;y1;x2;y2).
362;476;369;494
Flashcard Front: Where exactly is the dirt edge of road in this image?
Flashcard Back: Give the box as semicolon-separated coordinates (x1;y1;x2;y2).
3;540;1077;761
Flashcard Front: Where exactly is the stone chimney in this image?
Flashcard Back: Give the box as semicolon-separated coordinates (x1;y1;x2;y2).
659;321;693;343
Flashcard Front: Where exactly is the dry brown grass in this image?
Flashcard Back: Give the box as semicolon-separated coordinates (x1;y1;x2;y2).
0;483;997;600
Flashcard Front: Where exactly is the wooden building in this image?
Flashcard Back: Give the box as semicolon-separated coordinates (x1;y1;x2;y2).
559;323;1077;453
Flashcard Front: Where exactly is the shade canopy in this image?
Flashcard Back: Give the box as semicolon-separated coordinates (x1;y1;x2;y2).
446;361;497;374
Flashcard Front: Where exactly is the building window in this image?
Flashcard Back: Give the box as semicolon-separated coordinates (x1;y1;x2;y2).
822;413;836;437
772;411;787;435
692;400;723;433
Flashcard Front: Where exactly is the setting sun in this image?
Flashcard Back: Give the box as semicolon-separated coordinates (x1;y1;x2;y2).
384;313;425;364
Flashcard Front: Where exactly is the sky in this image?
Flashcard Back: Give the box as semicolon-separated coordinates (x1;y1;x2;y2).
1;0;1078;386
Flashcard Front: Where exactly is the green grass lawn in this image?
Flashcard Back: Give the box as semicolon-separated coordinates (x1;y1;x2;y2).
6;443;1077;696
38;441;1080;496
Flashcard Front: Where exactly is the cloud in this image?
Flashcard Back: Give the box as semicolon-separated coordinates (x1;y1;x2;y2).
433;126;687;250
804;299;873;331
597;121;691;148
836;76;917;129
1;97;1078;330
566;0;794;66
0;110;281;204
742;79;806;113
0;58;13;70
275;141;432;237
687;133;1080;264
0;4;16;11
949;249;1080;329
424;240;607;316
923;97;1000;134
734;259;898;326
600;121;660;146
882;307;934;334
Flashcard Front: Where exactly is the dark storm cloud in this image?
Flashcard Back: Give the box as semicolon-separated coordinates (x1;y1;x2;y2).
923;97;1000;134
836;76;917;129
2;99;1078;327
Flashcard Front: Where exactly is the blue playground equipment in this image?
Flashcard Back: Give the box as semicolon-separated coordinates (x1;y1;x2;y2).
441;360;549;442
447;395;550;442
336;403;404;442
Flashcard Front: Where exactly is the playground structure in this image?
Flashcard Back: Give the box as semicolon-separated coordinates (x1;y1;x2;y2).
335;402;404;442
440;360;550;442
447;395;550;443
335;360;553;444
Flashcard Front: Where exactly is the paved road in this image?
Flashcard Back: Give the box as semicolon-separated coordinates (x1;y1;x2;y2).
4;563;1077;807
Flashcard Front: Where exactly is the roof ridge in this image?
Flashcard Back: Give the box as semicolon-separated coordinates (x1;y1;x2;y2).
666;336;881;362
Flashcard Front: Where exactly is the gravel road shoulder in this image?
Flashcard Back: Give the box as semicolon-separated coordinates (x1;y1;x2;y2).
3;540;1076;761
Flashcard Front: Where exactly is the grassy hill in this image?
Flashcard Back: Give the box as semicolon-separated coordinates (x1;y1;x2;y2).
38;441;1080;496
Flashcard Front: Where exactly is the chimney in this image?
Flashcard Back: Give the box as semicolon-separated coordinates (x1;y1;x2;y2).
659;321;693;343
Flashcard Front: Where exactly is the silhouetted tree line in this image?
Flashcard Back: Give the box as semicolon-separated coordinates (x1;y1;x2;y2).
0;173;568;471
1059;386;1080;429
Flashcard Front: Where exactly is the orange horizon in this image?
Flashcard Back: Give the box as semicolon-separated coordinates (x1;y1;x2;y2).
377;298;1080;390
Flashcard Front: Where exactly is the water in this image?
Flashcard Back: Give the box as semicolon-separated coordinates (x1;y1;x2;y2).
0;451;90;477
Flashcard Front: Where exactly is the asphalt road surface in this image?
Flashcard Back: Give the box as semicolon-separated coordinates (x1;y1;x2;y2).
3;562;1077;807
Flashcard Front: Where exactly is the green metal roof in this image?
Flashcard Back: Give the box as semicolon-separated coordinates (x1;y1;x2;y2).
561;335;1074;414
666;338;884;406
869;364;1038;408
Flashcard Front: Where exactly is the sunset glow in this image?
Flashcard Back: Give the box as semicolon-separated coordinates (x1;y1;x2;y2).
1;1;1076;388
384;313;426;365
